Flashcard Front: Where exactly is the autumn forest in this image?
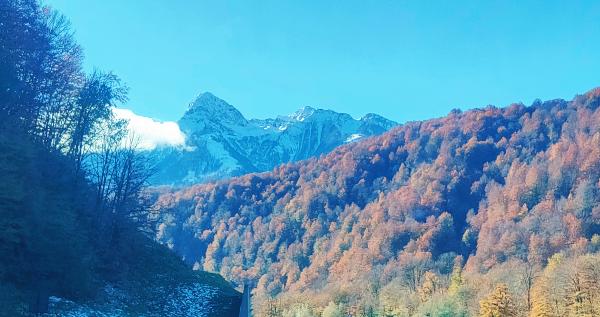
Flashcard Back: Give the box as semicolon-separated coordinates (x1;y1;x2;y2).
153;90;600;316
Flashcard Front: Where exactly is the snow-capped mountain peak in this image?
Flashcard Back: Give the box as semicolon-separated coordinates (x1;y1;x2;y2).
149;93;397;185
187;92;231;111
179;92;248;134
289;106;316;122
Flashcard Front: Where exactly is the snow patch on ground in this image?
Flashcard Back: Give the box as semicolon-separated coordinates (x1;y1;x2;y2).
163;283;219;317
43;283;220;317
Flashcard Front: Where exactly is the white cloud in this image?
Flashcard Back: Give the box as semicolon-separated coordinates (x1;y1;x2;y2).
112;107;186;150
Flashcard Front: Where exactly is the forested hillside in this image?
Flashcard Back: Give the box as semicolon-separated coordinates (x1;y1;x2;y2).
153;89;600;316
0;1;239;316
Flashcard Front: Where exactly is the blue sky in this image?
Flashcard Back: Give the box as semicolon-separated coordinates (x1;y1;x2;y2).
47;0;600;123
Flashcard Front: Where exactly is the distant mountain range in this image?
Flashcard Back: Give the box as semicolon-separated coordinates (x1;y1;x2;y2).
148;92;397;185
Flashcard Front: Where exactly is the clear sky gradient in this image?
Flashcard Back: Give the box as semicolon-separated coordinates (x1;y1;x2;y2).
46;0;600;123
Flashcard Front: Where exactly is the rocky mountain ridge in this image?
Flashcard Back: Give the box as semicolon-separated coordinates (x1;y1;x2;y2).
149;92;397;185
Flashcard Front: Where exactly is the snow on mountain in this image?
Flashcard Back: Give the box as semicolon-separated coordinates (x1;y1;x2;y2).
179;92;249;135
345;133;364;143
148;93;397;185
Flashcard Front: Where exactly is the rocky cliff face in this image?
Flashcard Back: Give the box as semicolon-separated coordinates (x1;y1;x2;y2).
149;93;397;185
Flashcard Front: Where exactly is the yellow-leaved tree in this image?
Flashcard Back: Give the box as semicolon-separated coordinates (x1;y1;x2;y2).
479;284;517;317
529;280;554;317
448;256;464;295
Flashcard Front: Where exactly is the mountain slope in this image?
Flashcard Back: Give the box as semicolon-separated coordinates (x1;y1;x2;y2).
0;126;241;317
149;93;397;185
150;88;600;314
